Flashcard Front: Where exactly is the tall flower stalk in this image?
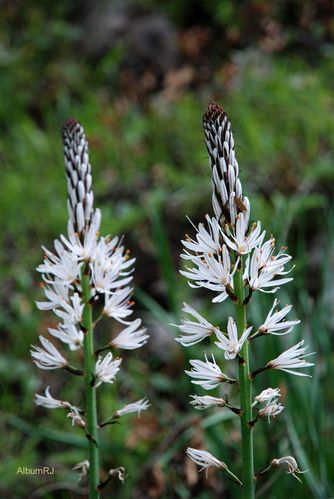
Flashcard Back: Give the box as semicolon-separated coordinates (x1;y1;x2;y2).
32;118;149;497
175;102;314;497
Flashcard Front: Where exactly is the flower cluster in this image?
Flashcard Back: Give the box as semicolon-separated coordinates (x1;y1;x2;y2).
176;102;314;485
31;118;149;483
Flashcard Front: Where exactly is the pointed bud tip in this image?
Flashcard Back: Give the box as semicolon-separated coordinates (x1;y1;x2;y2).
203;101;227;123
62;117;79;136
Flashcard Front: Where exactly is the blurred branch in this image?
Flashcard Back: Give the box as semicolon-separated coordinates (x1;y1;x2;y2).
29;481;88;498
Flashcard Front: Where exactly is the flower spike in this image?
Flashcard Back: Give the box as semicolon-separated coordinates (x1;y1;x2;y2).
33;117;149;496
175;101;314;494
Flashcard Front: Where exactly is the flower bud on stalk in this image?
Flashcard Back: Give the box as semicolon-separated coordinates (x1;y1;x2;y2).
203;101;249;226
62;118;94;236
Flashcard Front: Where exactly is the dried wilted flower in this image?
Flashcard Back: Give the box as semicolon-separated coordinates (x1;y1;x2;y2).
271;456;306;483
187;448;242;485
186;447;227;474
190;395;226;410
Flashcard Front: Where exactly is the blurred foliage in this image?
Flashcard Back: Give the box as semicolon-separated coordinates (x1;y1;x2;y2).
0;0;333;498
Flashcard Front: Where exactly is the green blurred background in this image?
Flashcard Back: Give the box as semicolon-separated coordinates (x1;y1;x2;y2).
1;1;333;498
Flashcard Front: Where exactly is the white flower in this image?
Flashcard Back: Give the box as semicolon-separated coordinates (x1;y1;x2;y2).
267;340;315;376
258;299;300;335
116;398;150;417
111;319;148;350
92;236;135;276
37;285;84;326
36;282;70;311
186;448;226;476
95;352;122;386
73;460;89;481
48;322;84;350
181;245;236;303
181;215;222;257
92;234;120;261
103;287;134;323
252;388;281;406
258;400;284;422
243;239;293;293
175;303;216;346
60;210;101;260
54;293;84;324
90;239;134;294
190;395;226;410
31;336;68;370
271;456;306;483
37;240;81;285
34;386;71;409
222;214;265;255
185;354;236;390
215;317;252;360
250;238;291;273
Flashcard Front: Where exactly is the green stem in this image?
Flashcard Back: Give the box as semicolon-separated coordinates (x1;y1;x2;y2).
82;266;100;499
234;261;254;498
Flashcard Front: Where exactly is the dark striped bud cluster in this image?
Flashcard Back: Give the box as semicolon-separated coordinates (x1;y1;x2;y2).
62;118;94;235
203;102;249;226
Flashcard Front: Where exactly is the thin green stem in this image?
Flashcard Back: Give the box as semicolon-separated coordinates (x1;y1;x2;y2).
234;261;254;499
82;266;100;499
